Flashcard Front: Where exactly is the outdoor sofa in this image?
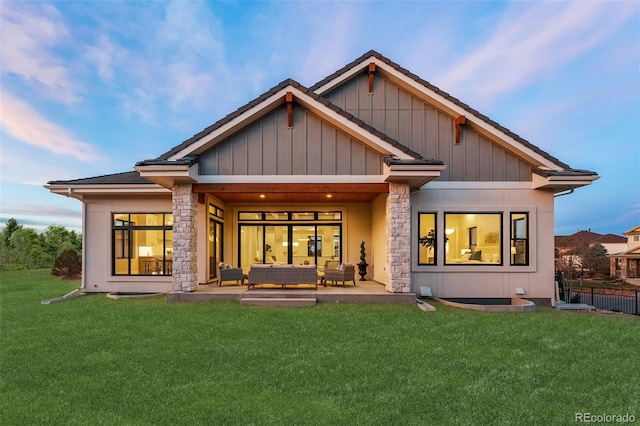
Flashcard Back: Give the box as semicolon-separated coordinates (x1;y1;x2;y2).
248;264;319;289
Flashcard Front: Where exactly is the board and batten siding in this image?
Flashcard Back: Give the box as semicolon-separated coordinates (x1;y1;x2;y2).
325;72;532;182
199;104;383;176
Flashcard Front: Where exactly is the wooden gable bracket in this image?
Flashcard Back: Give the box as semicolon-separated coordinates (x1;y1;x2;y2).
368;62;376;93
454;115;466;144
286;92;294;128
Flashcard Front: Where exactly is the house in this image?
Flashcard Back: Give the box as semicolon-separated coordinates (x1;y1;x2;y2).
555;229;627;270
609;225;640;279
45;51;598;305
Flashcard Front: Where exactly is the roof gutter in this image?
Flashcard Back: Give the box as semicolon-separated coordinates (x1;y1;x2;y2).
554;189;574;198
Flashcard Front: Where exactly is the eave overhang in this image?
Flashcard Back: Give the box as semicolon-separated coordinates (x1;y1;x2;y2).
135;156;198;188
532;167;599;193
45;183;169;200
383;157;446;191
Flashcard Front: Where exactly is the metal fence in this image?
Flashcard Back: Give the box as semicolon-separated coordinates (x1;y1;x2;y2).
568;287;639;316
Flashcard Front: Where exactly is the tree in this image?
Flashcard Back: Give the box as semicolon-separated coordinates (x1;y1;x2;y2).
0;219;81;271
52;248;81;278
1;218;22;248
581;242;609;276
42;225;81;261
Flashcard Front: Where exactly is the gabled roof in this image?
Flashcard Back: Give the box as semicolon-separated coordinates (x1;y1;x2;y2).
312;50;597;178
624;225;640;236
150;78;432;164
555;230;626;249
46;50;598;194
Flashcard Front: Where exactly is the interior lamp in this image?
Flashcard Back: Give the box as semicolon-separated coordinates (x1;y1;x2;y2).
511;247;517;255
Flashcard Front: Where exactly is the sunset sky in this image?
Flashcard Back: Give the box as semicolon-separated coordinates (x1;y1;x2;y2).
1;1;639;236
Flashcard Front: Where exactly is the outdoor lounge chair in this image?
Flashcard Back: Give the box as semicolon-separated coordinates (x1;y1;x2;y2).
217;263;245;286
324;264;356;286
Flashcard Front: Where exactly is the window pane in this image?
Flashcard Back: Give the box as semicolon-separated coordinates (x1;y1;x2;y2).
239;212;262;221
445;213;502;265
265;212;289;221
418;213;436;265
112;212;172;276
318;211;341;221
130;213;163;226
511;213;528;265
291;212;314;221
240;225;264;271
114;214;129;226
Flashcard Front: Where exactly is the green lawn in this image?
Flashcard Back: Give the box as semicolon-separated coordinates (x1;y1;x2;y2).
2;270;639;425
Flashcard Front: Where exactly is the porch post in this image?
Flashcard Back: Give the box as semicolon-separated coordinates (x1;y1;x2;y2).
621;258;629;280
386;182;411;293
172;183;198;292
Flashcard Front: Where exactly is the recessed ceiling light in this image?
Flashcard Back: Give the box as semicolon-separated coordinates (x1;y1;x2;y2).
259;194;265;198
326;194;332;198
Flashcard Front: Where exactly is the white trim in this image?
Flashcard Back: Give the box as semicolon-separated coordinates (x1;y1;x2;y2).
532;173;598;190
422;181;532;190
195;175;386;184
45;184;170;199
313;55;378;94
168;85;413;162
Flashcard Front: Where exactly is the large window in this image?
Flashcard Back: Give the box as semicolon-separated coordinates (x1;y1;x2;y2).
510;213;529;265
112;213;173;276
418;213;436;265
444;213;502;265
238;211;342;271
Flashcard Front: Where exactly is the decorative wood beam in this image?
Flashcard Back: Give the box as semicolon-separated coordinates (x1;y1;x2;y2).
286;92;293;128
368;62;376;93
454;115;466;144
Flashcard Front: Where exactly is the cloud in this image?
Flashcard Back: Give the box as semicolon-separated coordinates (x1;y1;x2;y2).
0;91;101;162
80;0;234;124
437;1;639;104
295;3;361;84
0;2;80;104
0;205;81;220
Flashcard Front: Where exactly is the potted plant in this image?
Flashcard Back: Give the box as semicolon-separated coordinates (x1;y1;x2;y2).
358;241;368;281
419;230;447;263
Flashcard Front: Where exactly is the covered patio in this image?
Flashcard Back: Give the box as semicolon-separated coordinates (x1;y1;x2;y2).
166;279;416;305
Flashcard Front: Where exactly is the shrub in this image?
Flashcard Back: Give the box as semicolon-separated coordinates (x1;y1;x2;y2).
52;249;81;278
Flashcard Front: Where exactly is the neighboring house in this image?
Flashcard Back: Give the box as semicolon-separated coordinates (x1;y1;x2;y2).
609;225;640;279
46;51;598;304
555;230;627;270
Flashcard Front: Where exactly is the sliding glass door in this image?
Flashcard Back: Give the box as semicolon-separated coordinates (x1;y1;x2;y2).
239;223;341;271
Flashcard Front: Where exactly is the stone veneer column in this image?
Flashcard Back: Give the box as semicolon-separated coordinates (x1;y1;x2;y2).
172;183;198;292
386;182;411;293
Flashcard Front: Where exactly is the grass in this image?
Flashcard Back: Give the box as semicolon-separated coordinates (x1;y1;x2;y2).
1;270;639;425
566;279;639;290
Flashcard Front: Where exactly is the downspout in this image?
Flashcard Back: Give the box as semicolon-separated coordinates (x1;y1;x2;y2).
80;201;87;290
553;187;573;306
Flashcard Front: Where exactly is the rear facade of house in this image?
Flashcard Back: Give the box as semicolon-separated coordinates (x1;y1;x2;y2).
46;51;598;304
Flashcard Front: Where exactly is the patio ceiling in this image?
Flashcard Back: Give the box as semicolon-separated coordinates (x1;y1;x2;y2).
192;183;389;203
